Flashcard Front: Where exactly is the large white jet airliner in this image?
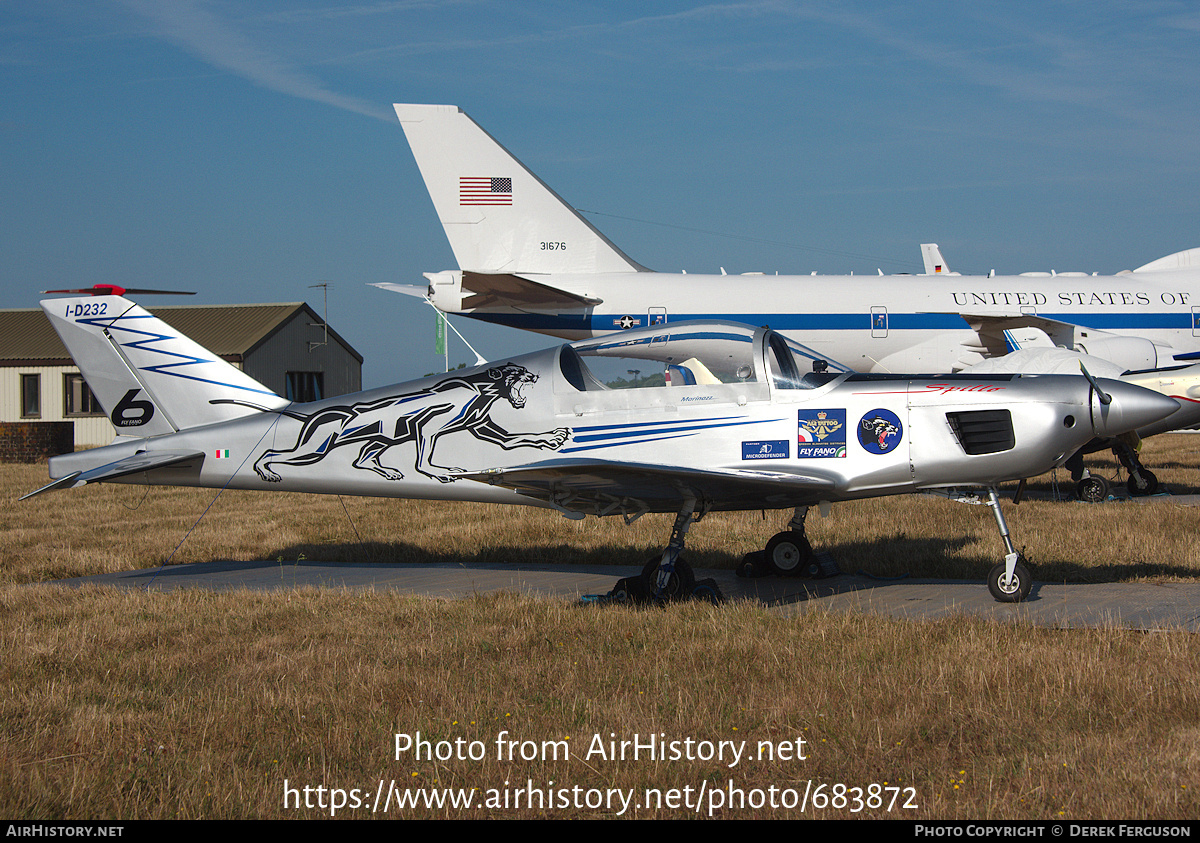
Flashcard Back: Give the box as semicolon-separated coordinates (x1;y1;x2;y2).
384;103;1200;377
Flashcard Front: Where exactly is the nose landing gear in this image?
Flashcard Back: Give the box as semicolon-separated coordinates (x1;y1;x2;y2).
984;487;1033;603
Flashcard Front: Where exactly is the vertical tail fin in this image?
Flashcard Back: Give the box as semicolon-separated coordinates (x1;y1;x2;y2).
920;243;959;276
394;104;647;275
921;243;947;275
42;296;287;437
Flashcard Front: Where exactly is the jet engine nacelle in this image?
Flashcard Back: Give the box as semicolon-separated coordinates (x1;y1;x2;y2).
424;270;465;313
1075;336;1159;371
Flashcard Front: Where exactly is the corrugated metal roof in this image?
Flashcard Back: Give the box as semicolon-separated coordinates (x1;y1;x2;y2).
152;303;307;358
0;309;64;362
0;302;361;364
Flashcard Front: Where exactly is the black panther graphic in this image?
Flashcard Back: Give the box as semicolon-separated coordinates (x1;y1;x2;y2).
253;363;570;484
859;412;902;454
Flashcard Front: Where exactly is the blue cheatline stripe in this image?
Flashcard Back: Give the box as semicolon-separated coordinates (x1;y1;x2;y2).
573;416;747;433
571;420;753;444
463;311;1195;333
561;433;698;453
586;330;753;352
562;417;774;452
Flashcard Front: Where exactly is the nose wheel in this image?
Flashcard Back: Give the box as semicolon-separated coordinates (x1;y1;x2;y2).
987;556;1032;603
1125;467;1158;497
984;487;1034;603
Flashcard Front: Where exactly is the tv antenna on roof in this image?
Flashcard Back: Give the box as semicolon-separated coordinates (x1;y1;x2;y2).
308;282;330;351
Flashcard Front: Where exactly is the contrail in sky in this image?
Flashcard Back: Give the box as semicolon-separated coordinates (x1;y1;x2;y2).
120;0;392;122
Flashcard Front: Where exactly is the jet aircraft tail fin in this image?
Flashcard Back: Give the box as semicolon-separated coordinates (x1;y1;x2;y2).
393;103;647;276
921;243;958;275
41;296;288;439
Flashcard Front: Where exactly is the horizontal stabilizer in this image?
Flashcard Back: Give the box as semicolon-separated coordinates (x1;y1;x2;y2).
370;283;429;299
461;272;601;309
20;449;205;500
374;273;601;310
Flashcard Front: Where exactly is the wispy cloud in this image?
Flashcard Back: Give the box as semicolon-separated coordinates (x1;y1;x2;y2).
118;0;392;121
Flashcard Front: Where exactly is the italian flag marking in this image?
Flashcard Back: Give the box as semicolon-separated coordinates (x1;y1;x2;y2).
215;449;230;459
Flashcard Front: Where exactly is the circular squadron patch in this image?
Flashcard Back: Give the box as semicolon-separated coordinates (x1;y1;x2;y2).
858;408;903;455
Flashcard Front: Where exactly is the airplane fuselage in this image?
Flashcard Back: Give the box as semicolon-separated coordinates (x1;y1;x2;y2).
429;269;1200;374
392;102;1200;383
43;320;1179;518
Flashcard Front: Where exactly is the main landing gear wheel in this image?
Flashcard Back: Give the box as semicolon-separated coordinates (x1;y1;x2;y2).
764;530;814;577
641;556;695;602
1126;469;1159;497
987;558;1032;603
1075;475;1109;503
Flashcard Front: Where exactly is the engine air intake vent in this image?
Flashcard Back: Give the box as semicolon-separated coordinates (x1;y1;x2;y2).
946;409;1015;455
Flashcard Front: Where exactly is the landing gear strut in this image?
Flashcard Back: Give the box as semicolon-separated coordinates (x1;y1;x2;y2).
1114;439;1158;497
641;496;699;601
1067;436;1159;501
984;487;1033;603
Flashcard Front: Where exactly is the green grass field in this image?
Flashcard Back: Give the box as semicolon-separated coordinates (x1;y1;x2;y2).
2;437;1198;819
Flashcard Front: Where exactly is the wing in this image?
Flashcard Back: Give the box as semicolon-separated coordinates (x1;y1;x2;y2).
956;311;1080;358
20;449;205;499
952;312;1174;370
459;458;839;517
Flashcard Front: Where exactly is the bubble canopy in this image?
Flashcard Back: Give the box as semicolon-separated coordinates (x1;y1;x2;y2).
558;321;849;392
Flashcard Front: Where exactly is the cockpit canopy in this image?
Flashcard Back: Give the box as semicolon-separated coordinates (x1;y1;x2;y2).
559;321;848;392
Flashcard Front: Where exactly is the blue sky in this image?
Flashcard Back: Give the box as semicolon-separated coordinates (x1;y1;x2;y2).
3;1;1199;387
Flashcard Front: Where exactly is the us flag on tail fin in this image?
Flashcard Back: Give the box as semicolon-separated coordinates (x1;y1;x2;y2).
460;177;512;205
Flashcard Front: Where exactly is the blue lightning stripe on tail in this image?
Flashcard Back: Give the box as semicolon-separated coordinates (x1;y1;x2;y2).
81;313;278;396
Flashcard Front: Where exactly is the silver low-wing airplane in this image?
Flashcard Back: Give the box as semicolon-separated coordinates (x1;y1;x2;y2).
26;296;1178;603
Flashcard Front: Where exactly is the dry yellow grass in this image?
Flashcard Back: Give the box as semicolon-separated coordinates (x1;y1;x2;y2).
2;588;1197;820
2;436;1199;819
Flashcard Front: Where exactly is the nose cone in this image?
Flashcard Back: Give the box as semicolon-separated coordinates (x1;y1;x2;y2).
1090;380;1181;437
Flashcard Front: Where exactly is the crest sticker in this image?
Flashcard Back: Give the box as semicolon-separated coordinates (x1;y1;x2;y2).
797;409;846;458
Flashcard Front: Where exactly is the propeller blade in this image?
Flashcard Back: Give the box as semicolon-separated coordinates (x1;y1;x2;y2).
41;284;195;297
1079;362;1112;406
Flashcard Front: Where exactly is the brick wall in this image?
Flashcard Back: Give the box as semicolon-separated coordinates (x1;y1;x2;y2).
0;422;74;462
